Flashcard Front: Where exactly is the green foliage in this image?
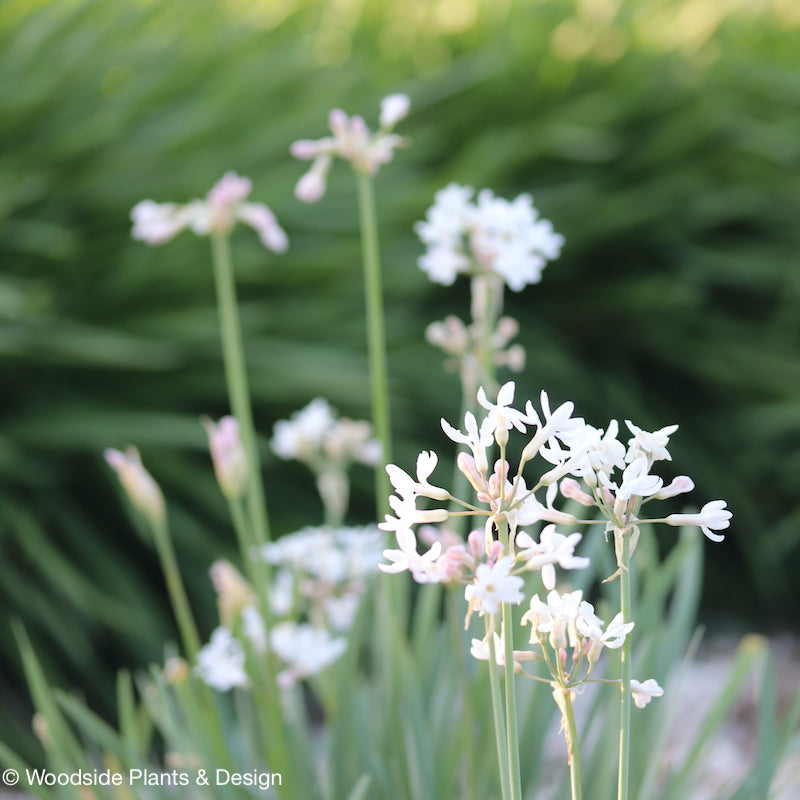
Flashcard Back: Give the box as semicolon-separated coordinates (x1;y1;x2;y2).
2;0;799;764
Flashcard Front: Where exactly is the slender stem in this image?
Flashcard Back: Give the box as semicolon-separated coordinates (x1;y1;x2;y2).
560;687;583;800
486;616;511;800
355;171;392;518
501;602;523;800
617;528;633;800
211;233;270;546
151;517;201;661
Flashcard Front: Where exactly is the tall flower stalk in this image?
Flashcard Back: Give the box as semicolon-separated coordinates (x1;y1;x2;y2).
291;93;409;519
131;170;289;549
211;231;271;547
355;171;392;513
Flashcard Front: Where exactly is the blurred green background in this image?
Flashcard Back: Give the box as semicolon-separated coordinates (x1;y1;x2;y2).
2;0;799;760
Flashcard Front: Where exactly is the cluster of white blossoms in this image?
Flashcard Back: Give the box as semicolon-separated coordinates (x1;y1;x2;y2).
271;397;380;468
414;184;565;291
272;398;381;524
131;171;288;252
260;525;385;631
290;93;410;202
195;526;382;692
379;381;731;701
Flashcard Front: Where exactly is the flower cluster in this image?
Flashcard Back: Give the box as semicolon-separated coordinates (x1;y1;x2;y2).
260;525;385;631
131;171;288;252
195;525;383;692
379;381;731;705
272;398;380;524
414;184;565;291
291;93;410;202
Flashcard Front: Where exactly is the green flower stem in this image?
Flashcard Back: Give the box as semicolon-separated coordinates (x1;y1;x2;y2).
355;171;392;518
448;589;476;800
228;497;274;626
211;232;270;547
496;514;523;800
486;616;511;800
151;517;201;662
560;687;583;800
617;528;633;800
502;602;523;800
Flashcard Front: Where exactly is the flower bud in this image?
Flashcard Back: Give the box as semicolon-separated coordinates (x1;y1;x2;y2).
655;475;694;500
203;416;248;500
164;657;190;685
210;560;254;627
560;478;595;507
379;93;410;128
104;446;166;527
295;157;330;203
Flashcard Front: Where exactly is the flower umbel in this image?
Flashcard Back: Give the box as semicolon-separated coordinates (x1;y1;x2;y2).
131;171;288;251
291;93;410;202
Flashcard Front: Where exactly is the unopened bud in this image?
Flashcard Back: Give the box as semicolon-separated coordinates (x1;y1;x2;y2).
379;93;410;128
655;475;694;500
164;657;190;685
104;446;166;527
210;560;254;626
202;415;248;500
560;478;595;507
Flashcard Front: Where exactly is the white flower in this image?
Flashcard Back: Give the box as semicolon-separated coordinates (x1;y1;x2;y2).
561;421;625;484
242;606;267;653
441;409;495;474
415;184;564;291
202;415;247;500
269;622;347;688
625;420;678;464
477;381;530;442
465;556;524;616
469;631;535;671
195;628;248;691
665;500;731;542
379;526;444;583
576;606;634;662
522;589;583;650
104;446;165;527
516;525;590;590
271;398;334;461
606;457;663;502
271;398;379;472
630;678;664;708
131;172;287;251
386;450;449;501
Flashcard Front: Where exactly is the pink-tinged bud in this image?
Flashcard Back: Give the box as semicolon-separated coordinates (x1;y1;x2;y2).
210;559;254;626
558;647;568;671
457;451;486;493
104;446;165;527
295;155;331;204
379;93;410;128
467;529;485;560
656;475;694;500
203;416;248;500
560;478;595;507
487;540;504;562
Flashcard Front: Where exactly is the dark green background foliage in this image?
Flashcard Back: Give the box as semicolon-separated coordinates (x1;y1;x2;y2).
1;0;799;757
